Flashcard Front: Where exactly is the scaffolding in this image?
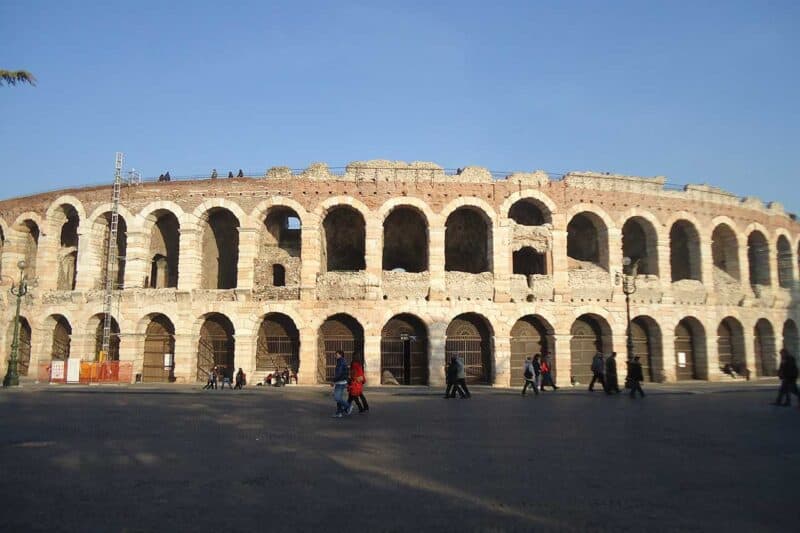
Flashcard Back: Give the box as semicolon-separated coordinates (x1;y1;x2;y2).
99;152;125;361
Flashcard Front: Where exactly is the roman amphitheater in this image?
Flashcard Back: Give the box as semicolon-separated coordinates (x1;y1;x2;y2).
1;161;798;387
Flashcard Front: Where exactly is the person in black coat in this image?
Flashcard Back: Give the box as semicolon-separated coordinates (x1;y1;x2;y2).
628;356;645;398
773;349;799;406
605;352;620;394
444;355;465;399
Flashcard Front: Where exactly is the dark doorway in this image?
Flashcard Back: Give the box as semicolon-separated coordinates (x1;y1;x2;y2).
256;313;300;374
569;315;609;385
510;316;553;387
143;315;175;383
445;313;492;384
674;318;701;380
318;314;364;383
51;316;71;361
197;314;235;381
381;314;428;385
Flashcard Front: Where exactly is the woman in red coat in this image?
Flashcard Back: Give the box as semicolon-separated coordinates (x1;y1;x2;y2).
348;354;370;413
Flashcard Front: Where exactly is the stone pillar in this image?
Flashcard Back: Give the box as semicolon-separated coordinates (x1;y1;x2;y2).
172;331;196;383
74;229;94;291
121;332;143;384
428;321;447;387
493;224;511;303
428;226;446;301
743;330;757;379
661;332;677;382
704;334;720;381
700;239;714;290
124;230;150;290
68;333;91;383
178;227;201;290
236;227;258;290
364;220;382;300
493;335;510;386
607;228;623;280
297;326;318;384
300;224;321;301
551;224;569;300
36;231;59;291
552;334;571;387
364;334;381;385
657;242;672;297
235;333;257;378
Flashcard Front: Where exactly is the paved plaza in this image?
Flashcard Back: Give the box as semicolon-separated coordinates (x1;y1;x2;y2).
1;382;798;532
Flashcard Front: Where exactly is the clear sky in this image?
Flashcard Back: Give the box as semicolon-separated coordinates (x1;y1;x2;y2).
2;0;799;212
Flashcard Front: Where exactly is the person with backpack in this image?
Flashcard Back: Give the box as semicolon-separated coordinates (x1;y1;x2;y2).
772;349;799;407
589;352;606;392
522;355;539;396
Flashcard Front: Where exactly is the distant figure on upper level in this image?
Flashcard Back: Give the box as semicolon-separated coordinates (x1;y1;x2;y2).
237;169;244;178
210;168;218;179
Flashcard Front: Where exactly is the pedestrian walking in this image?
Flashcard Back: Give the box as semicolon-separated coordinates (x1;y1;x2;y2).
220;367;233;390
454;354;471;398
772;349;798;407
444;355;465;399
348;354;370;413
522;356;539;396
628;356;645;398
203;366;217;390
234;367;246;389
605;352;620;394
540;353;558;391
588;352;606;392
331;350;350;417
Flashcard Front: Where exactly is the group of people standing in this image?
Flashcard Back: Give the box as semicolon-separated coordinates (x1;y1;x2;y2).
203;366;246;390
521;353;558;395
586;351;645;398
332;350;370;418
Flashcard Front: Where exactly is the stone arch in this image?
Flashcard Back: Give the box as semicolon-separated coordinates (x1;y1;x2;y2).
567;211;609;271
381;313;429;385
753;318;777;377
89;210;128;290
508;197;553;226
500;190;557;223
5;316;32;376
445;312;493;384
199;207;240;289
317;313;364;383
669;219;702;282
378;196;438;226
382;205;429;272
196;313;235;382
14;218;40;279
440;197;498;225
250;197;309;229
50;203;80;291
718;316;746;374
631;315;663;382
445;206;493;273
622;216;659;276
257;205;302;290
782;319;799;358
747;230;771;287
142;313;176;383
322;205;366;272
256;313;300;375
711;223;740;281
144;208;180;289
87;313;121;362
46;314;72;361
674;317;705;380
509;315;555;387
776;234;793;288
569;314;613;385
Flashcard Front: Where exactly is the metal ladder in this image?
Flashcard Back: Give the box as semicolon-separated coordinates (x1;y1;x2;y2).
100;153;124;360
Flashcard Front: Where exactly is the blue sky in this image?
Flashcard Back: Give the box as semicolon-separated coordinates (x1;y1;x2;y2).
2;0;799;212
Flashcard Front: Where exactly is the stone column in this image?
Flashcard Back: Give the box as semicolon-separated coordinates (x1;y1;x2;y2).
492;224;511;303
607;228;623;280
299;224;321;301
35;231;59;291
657;242;672;299
235;333;257;378
74;229;94;291
493;335;510;386
428;321;447;387
660;331;677;382
236;227;258;290
120;332;144;384
550;223;569;300
297;326;318;384
428;226;446;301
552;334;571;387
364;220;382;300
704;334;720;381
124;230;150;290
172;331;196;383
700;239;714;295
743;330;757;379
178;227;201;290
364;334;381;385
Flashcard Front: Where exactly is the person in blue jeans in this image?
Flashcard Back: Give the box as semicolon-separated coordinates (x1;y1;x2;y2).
332;350;351;418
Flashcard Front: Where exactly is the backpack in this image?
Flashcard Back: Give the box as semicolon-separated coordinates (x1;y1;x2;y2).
524;365;533;380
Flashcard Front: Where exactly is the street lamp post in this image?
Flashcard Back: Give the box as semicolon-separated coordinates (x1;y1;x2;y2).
3;260;30;387
616;257;640;362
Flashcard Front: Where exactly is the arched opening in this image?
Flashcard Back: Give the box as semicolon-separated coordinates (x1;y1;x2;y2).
382;207;429;272
258;207;301;290
675;318;704;380
777;235;793;289
322;207;366;272
201;208;239;289
272;264;286;287
631;316;662;382
55;205;79;290
717;317;746;374
711;224;740;281
148;210;180;289
508;198;551;226
92;315;120;361
753;319;776;377
513;247;547;279
50;316;72;361
510;315;554;387
6;317;31;376
196;313;235;382
445;207;492;273
142;314;176;383
747;231;771;287
569;314;612;385
567;212;608;270
99;213;127;289
17;220;39;279
670;220;701;282
256;313;300;375
622;217;658;276
445;313;493;384
783;319;799;358
317;314;364;383
381;314;428;385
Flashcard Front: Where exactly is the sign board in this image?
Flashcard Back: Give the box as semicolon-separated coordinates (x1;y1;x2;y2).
51;361;65;380
677;352;686;368
66;360;80;383
164;353;174;368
